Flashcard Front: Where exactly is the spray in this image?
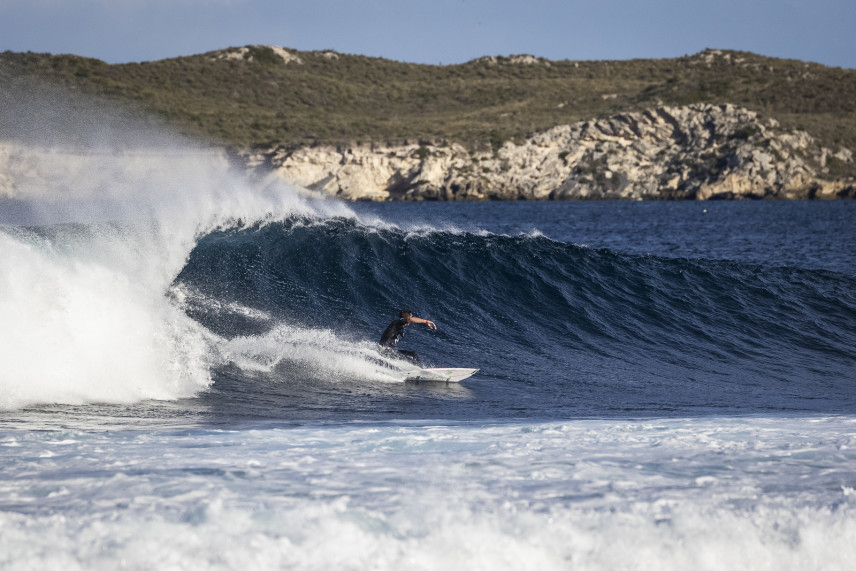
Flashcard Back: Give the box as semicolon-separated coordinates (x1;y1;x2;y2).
0;79;352;409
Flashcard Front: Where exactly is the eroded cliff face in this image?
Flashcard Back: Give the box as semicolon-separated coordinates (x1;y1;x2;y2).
240;104;855;201
2;104;853;202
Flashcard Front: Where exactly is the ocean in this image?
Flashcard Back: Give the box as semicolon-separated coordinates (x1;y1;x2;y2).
1;150;855;569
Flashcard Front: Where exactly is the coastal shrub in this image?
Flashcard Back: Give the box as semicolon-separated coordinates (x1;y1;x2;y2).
489;132;507;154
1;48;853;176
826;156;850;178
245;46;282;66
414;146;431;160
733;126;758;140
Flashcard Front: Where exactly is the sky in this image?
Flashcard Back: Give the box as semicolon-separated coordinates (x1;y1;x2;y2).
0;0;854;69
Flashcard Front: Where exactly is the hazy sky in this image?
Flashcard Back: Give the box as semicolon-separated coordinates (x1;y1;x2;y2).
1;0;853;68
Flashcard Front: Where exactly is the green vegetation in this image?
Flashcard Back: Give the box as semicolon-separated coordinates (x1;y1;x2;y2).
1;47;854;175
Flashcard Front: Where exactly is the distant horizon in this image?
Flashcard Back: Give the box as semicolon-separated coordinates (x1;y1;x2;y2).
4;45;849;71
1;0;853;70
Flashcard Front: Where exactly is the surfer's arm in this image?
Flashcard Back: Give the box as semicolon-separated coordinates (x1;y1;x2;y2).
409;316;437;330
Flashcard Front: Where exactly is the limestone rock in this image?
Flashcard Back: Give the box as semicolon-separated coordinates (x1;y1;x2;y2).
240;104;854;201
210;45;303;65
2;105;853;202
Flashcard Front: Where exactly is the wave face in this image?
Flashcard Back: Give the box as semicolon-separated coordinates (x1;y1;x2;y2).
4;196;854;418
170;205;856;420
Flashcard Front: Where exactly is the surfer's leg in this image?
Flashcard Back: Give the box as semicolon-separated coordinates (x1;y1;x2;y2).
397;350;421;366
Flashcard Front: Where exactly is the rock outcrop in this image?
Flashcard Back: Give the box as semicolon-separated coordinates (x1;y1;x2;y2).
2;104;853;201
239;104;855;201
210;45;304;65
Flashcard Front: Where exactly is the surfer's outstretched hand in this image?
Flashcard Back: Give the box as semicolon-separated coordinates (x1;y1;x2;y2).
410;316;437;330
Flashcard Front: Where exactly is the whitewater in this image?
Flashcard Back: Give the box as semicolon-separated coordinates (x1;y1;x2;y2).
1;93;856;569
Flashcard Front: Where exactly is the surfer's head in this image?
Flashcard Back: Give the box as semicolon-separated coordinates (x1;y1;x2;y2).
399;308;413;321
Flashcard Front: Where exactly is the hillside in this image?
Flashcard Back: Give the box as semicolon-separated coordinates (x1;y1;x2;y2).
1;46;855;199
0;47;853;150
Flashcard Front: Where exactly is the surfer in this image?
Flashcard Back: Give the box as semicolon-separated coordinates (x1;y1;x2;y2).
379;308;436;365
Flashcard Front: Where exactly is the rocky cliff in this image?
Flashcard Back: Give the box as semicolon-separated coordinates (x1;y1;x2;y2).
2;104;853;202
240;104;855;201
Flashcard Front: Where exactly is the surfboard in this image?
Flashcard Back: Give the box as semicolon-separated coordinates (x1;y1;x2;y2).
404;367;479;383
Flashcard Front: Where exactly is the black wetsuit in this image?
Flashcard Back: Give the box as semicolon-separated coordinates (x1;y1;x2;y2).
379;318;420;364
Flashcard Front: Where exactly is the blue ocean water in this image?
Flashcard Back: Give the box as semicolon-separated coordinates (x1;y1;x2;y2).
172;200;856;422
2;163;855;569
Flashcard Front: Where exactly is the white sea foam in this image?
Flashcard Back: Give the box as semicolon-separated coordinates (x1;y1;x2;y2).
171;283;275;324
0;228;213;408
0;107;354;409
220;323;412;382
1;416;855;570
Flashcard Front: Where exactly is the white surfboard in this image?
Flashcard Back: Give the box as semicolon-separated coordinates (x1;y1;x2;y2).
404;367;479;382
